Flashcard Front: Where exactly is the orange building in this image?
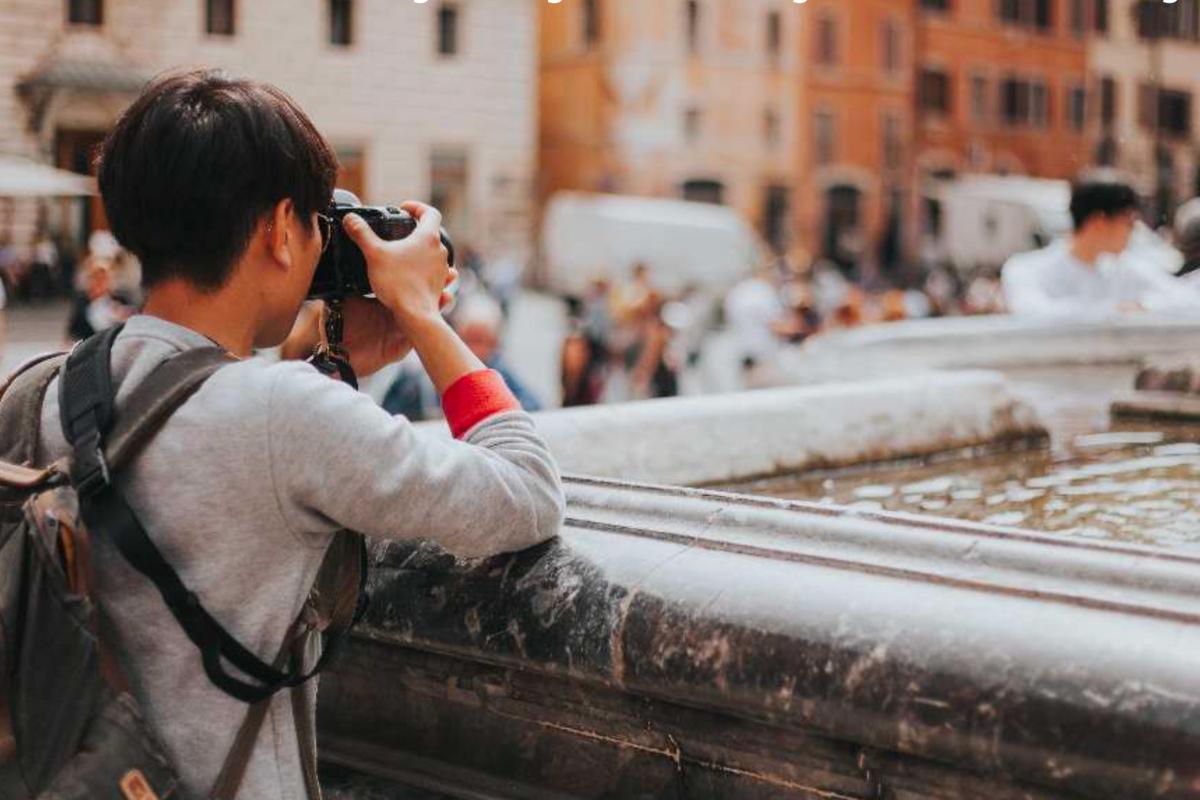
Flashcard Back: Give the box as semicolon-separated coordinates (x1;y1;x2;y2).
795;0;916;279
540;0;922;278
539;0;801;256
915;0;1093;180
539;0;1098;281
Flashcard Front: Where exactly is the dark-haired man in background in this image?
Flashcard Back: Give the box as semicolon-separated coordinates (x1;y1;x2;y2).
33;69;564;799
1002;178;1198;316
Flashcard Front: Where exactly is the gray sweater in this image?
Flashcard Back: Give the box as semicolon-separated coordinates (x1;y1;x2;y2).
37;315;564;799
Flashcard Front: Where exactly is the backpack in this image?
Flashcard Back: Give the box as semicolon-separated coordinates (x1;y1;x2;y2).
0;325;367;800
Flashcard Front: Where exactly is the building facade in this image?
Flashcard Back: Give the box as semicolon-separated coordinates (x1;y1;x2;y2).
539;0;802;256
914;0;1093;181
796;0;916;279
1;0;537;261
1090;0;1200;221
540;0;1121;281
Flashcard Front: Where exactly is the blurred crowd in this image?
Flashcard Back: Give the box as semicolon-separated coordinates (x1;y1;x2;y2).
5;178;1200;412
553;256;1010;404
1;228;138;343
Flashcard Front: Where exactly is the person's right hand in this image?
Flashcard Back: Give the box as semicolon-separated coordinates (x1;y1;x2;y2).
342;202;457;329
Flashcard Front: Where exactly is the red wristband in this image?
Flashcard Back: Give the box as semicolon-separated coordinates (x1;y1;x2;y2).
442;369;520;439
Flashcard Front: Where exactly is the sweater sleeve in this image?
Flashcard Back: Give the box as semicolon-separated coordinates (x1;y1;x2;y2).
266;361;564;559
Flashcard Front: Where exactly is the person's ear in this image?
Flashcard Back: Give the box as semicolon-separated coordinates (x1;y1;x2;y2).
265;199;295;269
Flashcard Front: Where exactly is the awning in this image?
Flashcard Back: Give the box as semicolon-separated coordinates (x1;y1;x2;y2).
0;156;95;197
17;58;149;95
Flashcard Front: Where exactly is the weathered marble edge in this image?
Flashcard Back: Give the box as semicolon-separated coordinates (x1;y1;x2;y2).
350;477;1200;798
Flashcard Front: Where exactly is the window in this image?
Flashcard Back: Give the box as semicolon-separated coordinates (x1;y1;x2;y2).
683;107;702;143
1100;76;1117;126
815;15;838;67
762;185;789;252
814;110;835;164
970;74;989;122
1066;86;1087;131
1141;87;1193;137
584;0;600;47
430;147;470;238
330;0;353;46
1001;78;1030;125
881;111;903;170
1096;135;1118;166
1031;81;1049;128
335;146;366;201
67;0;102;25
919;68;951;115
686;1;700;53
437;3;458;56
1000;77;1050;127
1135;0;1200;40
763;108;781;148
766;10;781;63
1093;0;1109;33
920;0;950;11
205;0;234;36
1070;0;1086;35
881;20;902;75
998;0;1053;32
681;179;724;205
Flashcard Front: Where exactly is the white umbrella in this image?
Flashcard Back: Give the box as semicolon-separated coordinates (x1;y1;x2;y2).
0;155;94;197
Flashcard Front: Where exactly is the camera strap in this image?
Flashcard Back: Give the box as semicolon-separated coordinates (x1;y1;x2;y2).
307;298;359;389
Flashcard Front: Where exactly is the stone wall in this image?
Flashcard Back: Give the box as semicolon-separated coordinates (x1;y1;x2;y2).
320;476;1200;798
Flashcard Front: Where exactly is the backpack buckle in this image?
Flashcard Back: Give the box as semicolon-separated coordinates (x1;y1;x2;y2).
72;431;111;498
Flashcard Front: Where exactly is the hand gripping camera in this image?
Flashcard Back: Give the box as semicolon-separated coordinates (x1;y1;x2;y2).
307;189;456;299
304;189;456;388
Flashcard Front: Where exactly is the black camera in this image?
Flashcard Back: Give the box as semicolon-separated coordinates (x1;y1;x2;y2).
307;189;456;299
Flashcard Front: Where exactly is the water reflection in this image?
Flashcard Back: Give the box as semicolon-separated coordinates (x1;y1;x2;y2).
729;365;1200;548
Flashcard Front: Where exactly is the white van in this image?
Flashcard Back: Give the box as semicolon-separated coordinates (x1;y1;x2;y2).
538;192;763;297
925;175;1073;274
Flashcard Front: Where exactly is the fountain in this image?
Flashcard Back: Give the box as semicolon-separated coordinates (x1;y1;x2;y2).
321;315;1200;799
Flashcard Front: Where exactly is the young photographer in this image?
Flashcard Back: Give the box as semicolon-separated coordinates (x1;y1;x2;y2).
32;69;564;799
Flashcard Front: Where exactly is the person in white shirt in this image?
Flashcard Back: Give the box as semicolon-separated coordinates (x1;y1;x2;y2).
1002;179;1197;316
1174;197;1200;288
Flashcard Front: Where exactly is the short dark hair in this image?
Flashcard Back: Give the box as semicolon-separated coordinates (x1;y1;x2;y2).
97;69;338;291
1069;179;1139;231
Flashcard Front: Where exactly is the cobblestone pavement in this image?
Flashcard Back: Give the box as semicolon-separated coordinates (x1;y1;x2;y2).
1;300;69;375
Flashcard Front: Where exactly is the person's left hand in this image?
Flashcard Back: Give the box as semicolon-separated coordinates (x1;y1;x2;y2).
330;296;413;378
280;298;414;378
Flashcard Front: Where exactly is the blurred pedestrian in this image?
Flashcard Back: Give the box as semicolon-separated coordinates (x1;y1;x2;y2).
613;262;655;327
1174;197;1200;286
774;279;821;343
453;293;541;411
380;292;541;417
625;291;677;400
724;268;788;388
561;321;605;407
66;260;133;342
1002;178;1199;316
0;236;25;301
27;229;60;301
482;251;521;318
880;288;908;322
829;286;866;329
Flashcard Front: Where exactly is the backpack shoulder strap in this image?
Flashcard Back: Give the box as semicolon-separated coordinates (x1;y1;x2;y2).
60;330;364;706
0;352;68;467
103;346;236;473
